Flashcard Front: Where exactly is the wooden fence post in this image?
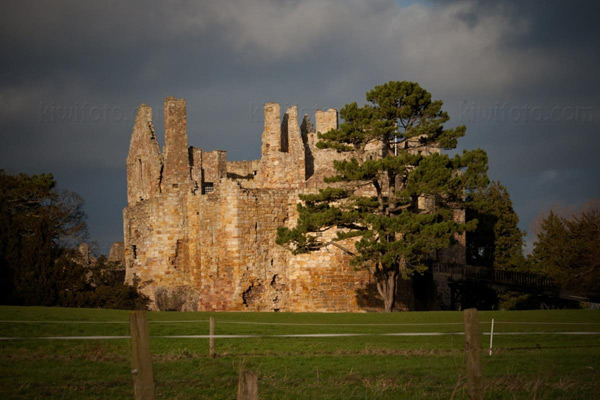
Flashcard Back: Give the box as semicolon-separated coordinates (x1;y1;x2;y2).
209;316;215;358
595;367;600;400
130;310;155;400
489;318;495;356
237;370;258;400
464;308;483;400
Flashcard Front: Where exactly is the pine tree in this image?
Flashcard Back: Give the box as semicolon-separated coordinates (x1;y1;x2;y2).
566;205;600;294
277;81;489;311
466;181;525;270
530;211;570;281
531;205;600;295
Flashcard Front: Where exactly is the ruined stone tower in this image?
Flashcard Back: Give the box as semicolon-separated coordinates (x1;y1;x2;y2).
123;98;465;311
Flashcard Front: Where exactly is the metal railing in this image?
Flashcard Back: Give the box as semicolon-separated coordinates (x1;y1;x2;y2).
430;263;556;290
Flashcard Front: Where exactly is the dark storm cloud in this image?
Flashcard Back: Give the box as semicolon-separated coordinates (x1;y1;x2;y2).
440;0;600;248
0;0;598;253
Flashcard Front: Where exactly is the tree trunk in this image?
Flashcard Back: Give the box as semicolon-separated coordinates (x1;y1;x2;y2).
377;270;398;312
383;291;394;312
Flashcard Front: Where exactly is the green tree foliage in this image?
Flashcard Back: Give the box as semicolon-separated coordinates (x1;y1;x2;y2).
0;170;147;309
466;181;525;270
530;212;568;277
277;81;489;311
530;205;600;295
0;170;87;304
55;255;149;310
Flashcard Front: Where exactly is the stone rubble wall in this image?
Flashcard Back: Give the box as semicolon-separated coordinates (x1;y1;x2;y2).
126;105;162;205
304;109;348;186
255;103;306;189
108;241;125;265
199;150;227;184
438;208;467;265
162;97;191;193
227;160;260;179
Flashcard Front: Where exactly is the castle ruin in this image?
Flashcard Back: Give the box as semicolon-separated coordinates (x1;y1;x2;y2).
123;97;464;311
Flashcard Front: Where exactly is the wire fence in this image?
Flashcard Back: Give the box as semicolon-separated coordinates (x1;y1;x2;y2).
1;318;599;341
2;319;600;325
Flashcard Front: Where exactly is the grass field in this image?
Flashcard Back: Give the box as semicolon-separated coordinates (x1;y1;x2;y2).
0;306;599;399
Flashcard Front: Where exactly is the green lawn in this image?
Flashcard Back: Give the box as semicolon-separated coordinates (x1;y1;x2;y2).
1;306;599;399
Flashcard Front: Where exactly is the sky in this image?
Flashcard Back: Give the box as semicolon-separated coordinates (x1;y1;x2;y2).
1;0;599;254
